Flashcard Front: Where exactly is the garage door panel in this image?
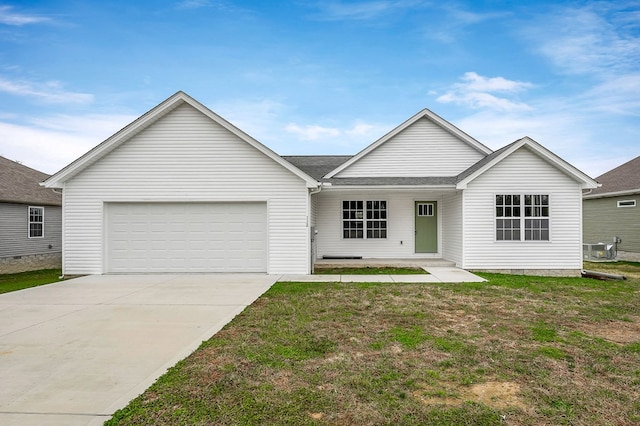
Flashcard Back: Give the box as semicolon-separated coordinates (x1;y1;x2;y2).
106;202;267;273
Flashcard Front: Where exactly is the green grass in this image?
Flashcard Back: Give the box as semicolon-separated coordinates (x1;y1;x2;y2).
106;263;640;425
314;266;428;275
0;269;63;294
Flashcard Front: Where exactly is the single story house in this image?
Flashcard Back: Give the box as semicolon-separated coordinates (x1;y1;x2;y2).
43;91;597;276
583;155;640;261
1;156;62;274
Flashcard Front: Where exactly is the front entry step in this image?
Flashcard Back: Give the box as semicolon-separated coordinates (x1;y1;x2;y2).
314;258;456;269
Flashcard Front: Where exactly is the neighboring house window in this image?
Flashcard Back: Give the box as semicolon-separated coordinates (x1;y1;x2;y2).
29;206;44;238
496;195;549;241
342;200;387;239
617;200;636;208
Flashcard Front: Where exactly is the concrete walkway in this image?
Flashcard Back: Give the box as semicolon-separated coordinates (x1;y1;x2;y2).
280;266;486;283
0;274;277;426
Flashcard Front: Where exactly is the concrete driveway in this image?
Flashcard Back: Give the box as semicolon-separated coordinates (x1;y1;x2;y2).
0;274;278;426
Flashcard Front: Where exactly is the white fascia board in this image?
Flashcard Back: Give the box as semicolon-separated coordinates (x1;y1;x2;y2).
43;91;319;189
519;138;598;188
583;188;640;199
181;93;319;187
323;108;492;179
43;92;188;188
456;137;599;189
320;184;457;191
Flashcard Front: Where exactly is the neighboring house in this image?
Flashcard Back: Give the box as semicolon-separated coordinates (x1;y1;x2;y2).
583;155;640;261
43;92;597;276
0;156;62;274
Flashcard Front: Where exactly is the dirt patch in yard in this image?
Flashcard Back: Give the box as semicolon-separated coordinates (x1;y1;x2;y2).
580;316;640;344
414;381;528;411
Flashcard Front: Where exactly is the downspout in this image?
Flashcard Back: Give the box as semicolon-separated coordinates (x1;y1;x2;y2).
309;184;323;196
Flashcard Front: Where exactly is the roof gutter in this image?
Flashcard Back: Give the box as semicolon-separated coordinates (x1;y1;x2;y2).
309;182;331;195
319;184;457;191
583;188;640;199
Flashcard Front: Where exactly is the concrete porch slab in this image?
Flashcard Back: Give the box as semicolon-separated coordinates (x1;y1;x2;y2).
279;267;485;283
424;267;487;282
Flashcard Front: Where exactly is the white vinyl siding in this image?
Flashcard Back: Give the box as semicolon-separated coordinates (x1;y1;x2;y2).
441;191;463;266
462;147;583;271
61;103;310;275
335;118;485;177
314;189;451;259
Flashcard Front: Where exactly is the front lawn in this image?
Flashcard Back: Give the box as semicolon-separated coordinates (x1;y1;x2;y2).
107;264;640;425
0;269;63;294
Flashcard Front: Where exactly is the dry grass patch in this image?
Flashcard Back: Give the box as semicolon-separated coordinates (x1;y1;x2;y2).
108;264;640;426
579;315;640;345
414;381;527;411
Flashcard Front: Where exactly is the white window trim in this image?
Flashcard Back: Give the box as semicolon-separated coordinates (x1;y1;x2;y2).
341;200;388;239
617;199;636;208
28;206;45;239
494;194;550;242
417;202;434;217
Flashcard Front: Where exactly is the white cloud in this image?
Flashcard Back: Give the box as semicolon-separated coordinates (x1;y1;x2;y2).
525;3;640;77
583;73;640;115
212;98;286;144
176;0;212;9
0;114;136;174
283;120;390;152
345;122;375;136
0;5;49;26
285;123;341;140
212;98;389;153
457;72;533;93
436;72;533;112
311;0;423;21
0;77;94;104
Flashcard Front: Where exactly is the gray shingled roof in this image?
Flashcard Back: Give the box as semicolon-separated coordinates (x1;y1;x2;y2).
283;155;472;186
325;177;458;186
282;155;352;180
0;156;62;205
588;155;640;197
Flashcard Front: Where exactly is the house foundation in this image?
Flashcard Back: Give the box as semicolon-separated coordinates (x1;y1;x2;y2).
0;252;62;274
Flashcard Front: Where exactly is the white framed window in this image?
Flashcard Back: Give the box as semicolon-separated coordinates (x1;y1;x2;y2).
342;200;387;239
417;202;434;217
617;200;636;208
28;206;44;238
496;194;549;241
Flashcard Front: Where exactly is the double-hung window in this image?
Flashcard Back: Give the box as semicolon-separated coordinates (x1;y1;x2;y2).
28;206;44;238
496;194;549;241
342;200;387;239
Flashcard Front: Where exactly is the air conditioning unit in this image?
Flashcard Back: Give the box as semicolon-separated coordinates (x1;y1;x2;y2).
583;243;615;260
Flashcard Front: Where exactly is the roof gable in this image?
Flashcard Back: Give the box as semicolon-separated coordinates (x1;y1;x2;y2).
584;155;640;198
0;156;61;205
44;92;318;188
325;109;491;178
456;137;598;189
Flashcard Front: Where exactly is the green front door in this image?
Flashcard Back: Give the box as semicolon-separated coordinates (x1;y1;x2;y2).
415;201;437;253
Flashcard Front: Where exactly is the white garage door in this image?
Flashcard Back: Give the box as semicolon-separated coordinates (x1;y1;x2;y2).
106;202;267;273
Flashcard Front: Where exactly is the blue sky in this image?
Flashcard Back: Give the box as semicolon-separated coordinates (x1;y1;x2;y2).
1;0;639;177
